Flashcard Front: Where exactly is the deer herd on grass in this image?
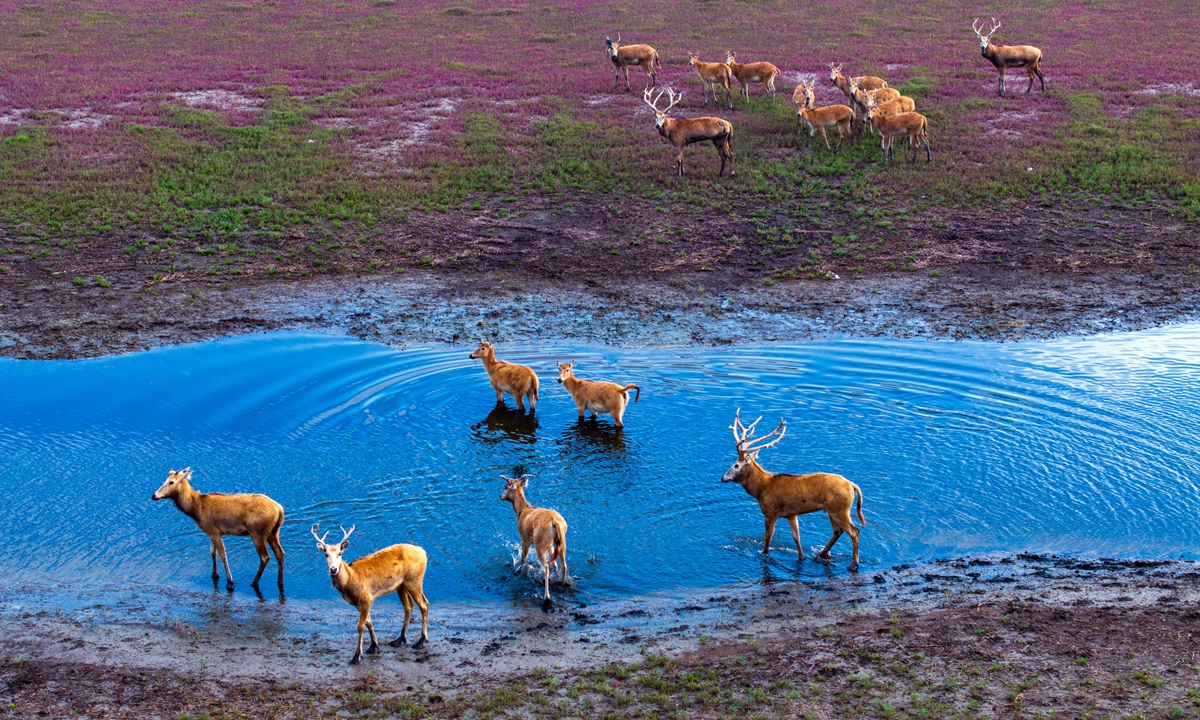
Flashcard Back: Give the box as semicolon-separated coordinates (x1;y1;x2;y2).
608;17;1043;175
151;340;866;664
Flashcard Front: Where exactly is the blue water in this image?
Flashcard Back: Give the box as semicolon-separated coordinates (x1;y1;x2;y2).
2;328;1198;606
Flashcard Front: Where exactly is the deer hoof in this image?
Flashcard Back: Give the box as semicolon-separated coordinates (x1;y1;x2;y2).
225;581;235;592
349;653;362;665
413;637;426;650
389;636;407;648
365;643;380;655
541;598;553;613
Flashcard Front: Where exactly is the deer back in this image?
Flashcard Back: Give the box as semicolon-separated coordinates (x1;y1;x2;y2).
194;492;282;537
757;471;857;518
733;61;778;81
876;96;915;116
986;42;1041;68
692;59;731;81
802;103;855;128
517;506;567;548
347;543;427;601
616;44;657;64
664;116;733;145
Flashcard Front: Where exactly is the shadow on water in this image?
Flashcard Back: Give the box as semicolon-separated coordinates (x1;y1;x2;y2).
559;417;627;453
471;404;540;445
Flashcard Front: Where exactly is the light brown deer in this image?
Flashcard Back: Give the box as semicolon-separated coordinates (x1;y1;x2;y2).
556;359;641;427
973;18;1044;96
689;52;733;110
795;81;855;152
500;474;569;608
469;340;539;411
151;468;284;591
852;83;903;135
312;524;430;664
865;96;930;164
606;33;661;93
643;87;735;178
866;88;915;117
725;51;781;103
722;411;865;571
830;63;887;132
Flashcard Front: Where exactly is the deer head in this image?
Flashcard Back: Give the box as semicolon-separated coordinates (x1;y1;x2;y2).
605;32;621;59
849;77;861;104
500;474;532;503
312;523;355;579
642;88;683;130
972;18;1000;52
468;339;493;360
555;360;577;384
828;62;843;85
864;88;879;121
724;50;737;65
151;467;192;501
722;409;786;484
799;81;815;109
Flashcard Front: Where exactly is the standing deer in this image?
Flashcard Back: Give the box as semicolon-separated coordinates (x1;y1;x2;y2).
865;94;930;163
795;82;855;152
973;18;1044;96
469;340;539;412
725;51;781;104
829;63;887;132
606;33;661;93
865;87;915;118
642;88;735;178
151;468;284;591
500;474;569;608
689;52;733;110
556;359;641;427
312;524;430;665
851;83;902;135
722;411;865;571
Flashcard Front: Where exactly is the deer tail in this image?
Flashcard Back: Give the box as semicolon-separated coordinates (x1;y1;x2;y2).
622;383;641;402
549;523;562;564
853;483;865;526
654;51;662;70
530;373;539;402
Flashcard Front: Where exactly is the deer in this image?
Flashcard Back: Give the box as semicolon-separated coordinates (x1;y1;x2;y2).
312;524;430;665
865;87;915;118
795;81;855;152
500;474;569;608
556;359;641;427
469;340;539;412
865;93;930;164
642;87;735;178
689;52;733;110
724;51;781;104
973;18;1045;96
151;468;284;592
829;63;887;133
722;411;865;571
606;33;661;93
851;83;904;135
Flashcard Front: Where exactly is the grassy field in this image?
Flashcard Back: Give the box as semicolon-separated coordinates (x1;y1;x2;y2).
1;0;1198;280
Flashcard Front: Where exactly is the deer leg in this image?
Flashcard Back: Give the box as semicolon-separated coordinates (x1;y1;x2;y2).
557;533;570;586
515;539;531;573
624;66;632;93
847;524;861;572
391;588;414;647
612;401;625;427
787;516;804;559
213;536;235;591
365;615;380;655
1025;66;1034;94
997;70;1004;97
268;529;285;588
351;607;367;664
514;392;525;411
716;140;727;178
613;67;619;92
821;127;832;151
762;516;777;554
539;548;553;602
1036;63;1046;92
413;587;430;648
677;147;685;177
210;540;219;584
250;535;270;588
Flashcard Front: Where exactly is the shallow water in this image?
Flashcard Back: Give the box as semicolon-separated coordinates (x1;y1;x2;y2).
2;328;1198;606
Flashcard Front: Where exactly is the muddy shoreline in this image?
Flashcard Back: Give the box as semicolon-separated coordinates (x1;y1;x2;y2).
3;553;1198;717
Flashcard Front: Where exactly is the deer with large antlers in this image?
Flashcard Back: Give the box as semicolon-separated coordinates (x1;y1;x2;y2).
500;474;569;608
722;411;865;571
865;93;930;164
312;524;430;665
642;88;735;178
795;81;855;152
556;359;641;427
469;340;539;412
151;468;284;592
606;33;661;93
973;18;1044;96
689;52;734;110
725;51;781;104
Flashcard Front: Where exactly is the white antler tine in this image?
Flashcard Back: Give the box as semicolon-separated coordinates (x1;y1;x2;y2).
743;414;763;438
311;523;331;545
339;524;355;544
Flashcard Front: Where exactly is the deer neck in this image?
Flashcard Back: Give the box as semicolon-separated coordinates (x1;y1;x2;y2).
480;348;500;374
507;491;532;520
172;482;201;519
739;461;773;500
330;560;356;595
561;372;584;395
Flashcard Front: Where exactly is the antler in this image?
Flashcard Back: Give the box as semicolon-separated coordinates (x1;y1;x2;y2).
743;419;787;455
730;408;763;450
311;523;331;545
972;17;1000;39
663;87;683;113
615;32;620;46
500;473;533;483
338;524;355;544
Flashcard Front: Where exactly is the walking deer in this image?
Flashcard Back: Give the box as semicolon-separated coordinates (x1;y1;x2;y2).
469;340;539;411
689;52;733;110
725;51;781;103
973;18;1044;96
795;81;855;152
556;359;641;427
865;94;930;163
500;474;569;608
312;524;430;664
151;468;284;591
642;88;735;178
606;33;661;93
722;411;865;571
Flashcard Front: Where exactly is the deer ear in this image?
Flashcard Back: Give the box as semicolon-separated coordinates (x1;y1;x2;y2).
339;539;350;551
316;542;326;551
521;479;529;488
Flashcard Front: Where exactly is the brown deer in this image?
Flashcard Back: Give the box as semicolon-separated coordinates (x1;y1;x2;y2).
795;81;855;152
865;95;930;163
725;51;781;104
469;340;539;411
606;33;661;93
722;411;865;571
689;52;733;110
151;468;284;591
830;63;887;132
312;524;430;664
973;18;1044;96
500;474;569;608
556;359;641;427
851;83;903;135
643;87;735;178
866;88;915;117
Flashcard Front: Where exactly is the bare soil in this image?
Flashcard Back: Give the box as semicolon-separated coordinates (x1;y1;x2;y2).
2;197;1198;359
